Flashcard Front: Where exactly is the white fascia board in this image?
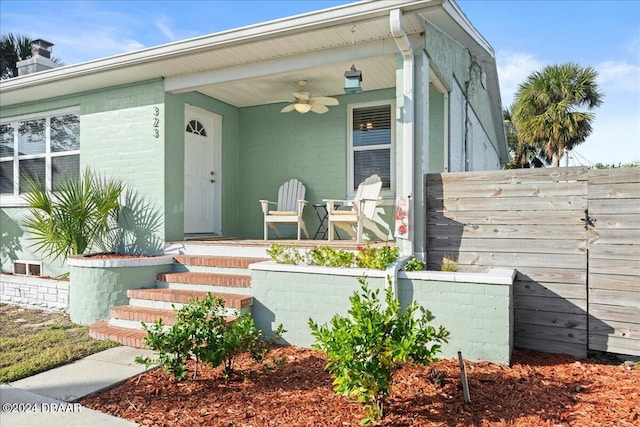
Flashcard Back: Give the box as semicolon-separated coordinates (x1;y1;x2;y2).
436;0;508;163
440;0;494;58
0;1;437;96
165;38;399;93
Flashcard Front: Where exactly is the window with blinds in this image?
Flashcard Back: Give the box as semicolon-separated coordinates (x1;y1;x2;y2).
349;103;393;192
0;108;80;203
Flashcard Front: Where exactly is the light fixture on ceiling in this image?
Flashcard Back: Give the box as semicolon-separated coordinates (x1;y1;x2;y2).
281;80;339;114
293;102;313;114
344;64;363;94
344;25;362;94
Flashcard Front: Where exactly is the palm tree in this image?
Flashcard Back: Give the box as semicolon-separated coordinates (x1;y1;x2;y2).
22;169;124;262
504;107;546;168
0;33;62;79
0;33;33;79
512;63;603;167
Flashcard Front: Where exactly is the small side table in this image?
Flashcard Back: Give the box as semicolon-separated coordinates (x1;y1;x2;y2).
312;204;341;240
312;204;329;239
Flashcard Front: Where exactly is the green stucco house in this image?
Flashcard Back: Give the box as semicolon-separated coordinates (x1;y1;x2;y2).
0;0;508;277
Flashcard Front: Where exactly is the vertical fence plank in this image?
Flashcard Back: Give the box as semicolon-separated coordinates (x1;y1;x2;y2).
426;166;640;357
587;168;640;356
426;167;589;358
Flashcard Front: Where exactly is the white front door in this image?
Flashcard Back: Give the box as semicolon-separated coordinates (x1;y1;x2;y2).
184;106;222;234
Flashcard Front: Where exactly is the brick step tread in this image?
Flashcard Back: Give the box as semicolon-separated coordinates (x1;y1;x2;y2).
127;288;252;309
109;306;237;328
89;321;148;348
173;255;268;269
110;305;178;325
157;272;251;288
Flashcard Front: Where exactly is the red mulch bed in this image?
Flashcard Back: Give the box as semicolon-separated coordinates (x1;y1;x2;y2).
80;346;639;427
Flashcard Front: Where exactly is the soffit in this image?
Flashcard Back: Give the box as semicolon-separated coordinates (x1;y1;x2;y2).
0;9;425;108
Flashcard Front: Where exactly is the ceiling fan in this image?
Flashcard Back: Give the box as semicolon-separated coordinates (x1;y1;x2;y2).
280;80;339;114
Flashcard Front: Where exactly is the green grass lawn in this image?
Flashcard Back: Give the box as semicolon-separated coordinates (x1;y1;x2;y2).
0;303;119;383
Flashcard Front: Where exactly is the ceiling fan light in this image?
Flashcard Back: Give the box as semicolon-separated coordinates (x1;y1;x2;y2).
294;103;313;114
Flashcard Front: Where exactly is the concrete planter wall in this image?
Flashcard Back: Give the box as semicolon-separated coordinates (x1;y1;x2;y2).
68;255;174;325
250;262;515;364
0;274;69;311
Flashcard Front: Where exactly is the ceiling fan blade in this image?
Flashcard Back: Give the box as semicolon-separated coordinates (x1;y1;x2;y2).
312;96;339;106
280;104;296;113
293;90;310;101
310;103;329;114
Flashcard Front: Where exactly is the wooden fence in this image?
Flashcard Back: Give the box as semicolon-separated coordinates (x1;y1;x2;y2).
426;166;639;358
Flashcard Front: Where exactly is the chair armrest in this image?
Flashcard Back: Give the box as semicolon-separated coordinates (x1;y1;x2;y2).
297;200;308;216
259;200;277;215
354;197;381;213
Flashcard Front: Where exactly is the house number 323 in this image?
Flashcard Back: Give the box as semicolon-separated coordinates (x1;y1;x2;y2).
152;107;160;138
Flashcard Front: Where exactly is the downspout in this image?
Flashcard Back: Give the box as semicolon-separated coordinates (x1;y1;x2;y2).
386;256;411;299
390;9;414;257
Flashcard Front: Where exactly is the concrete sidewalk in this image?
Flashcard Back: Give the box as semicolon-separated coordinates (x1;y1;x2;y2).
1;346;155;427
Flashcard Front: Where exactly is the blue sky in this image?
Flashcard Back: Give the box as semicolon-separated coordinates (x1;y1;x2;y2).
1;0;638;165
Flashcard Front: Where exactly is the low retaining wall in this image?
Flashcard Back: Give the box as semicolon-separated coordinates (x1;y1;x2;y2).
250;262;515;364
0;274;69;312
68;255;174;325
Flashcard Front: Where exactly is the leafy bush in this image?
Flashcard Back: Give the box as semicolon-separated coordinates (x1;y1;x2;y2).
441;254;459;272
403;255;425;271
267;243;401;270
309;277;449;423
309;246;355;267
136;293;284;381
265;243;305;265
355;244;399;269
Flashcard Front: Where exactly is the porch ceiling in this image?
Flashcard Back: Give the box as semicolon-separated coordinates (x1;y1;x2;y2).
162;14;426;108
0;0;498;115
0;3;428;108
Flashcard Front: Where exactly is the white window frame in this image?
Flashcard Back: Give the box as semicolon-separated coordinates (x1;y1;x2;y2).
0;106;80;206
347;100;396;198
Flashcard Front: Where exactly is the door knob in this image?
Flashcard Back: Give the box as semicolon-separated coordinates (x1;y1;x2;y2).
210;171;215;176
210;179;216;183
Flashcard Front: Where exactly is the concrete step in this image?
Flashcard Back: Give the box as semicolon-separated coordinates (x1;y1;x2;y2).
127;288;252;315
173;255;267;269
109;305;177;330
108;305;235;330
156;272;252;288
165;242;272;258
155;271;252;294
89;321;148;348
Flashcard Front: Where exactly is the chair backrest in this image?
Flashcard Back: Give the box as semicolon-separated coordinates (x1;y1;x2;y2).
354;175;382;219
277;178;306;213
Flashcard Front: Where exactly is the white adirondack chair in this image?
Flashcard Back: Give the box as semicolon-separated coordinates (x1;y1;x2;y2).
260;178;309;240
325;174;387;243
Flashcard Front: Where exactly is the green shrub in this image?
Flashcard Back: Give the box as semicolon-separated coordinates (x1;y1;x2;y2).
309;277;449;424
265;243;305;265
355;243;399;269
22;169;124;261
441;254;459;272
267;243;401;270
136;293;284;381
403;255;425;271
308;246;355;267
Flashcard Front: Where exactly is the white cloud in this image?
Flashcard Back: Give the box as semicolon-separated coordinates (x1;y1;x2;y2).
156;19;177;42
596;60;640;92
495;51;545;108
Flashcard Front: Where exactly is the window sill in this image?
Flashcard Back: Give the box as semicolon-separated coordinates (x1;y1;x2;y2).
0;195;28;207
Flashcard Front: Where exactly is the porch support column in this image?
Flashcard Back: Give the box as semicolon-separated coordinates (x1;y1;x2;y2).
412;51;430;261
391;9;415;256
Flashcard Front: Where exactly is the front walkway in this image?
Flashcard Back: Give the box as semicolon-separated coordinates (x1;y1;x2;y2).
2;346;153;427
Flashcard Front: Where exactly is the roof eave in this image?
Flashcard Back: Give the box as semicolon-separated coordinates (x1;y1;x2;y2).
0;0;440;95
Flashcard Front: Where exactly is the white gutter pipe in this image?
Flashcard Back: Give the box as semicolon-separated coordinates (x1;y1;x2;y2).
390;9;415;256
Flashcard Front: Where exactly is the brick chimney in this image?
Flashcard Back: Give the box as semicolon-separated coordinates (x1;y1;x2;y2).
17;39;60;76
